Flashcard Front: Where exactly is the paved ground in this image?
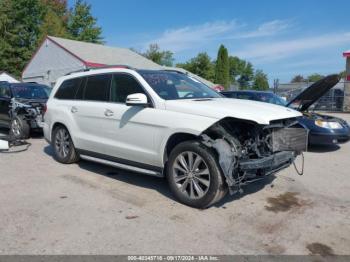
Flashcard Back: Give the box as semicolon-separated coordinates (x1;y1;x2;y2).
0;114;350;255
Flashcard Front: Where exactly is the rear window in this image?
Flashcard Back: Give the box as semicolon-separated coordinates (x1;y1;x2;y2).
84;74;111;102
11;84;48;99
55;78;82;99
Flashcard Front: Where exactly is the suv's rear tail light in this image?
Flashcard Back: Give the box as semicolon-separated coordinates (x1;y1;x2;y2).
43;104;47;114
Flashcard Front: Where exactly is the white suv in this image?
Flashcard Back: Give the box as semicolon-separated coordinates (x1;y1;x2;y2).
44;67;307;208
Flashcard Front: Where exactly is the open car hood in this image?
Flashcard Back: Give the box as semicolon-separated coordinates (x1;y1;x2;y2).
286;74;340;111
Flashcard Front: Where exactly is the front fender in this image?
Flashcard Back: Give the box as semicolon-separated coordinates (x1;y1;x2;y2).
156;118;220;166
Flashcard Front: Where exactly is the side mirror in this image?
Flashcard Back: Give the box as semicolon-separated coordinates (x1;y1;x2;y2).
126;93;149;106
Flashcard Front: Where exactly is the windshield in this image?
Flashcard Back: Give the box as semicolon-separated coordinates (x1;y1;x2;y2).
11;84;48;99
138;70;222;100
43;86;52;96
254;92;287;106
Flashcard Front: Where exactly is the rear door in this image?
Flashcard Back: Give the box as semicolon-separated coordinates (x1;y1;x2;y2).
94;73;160;166
0;83;12;127
69;73;113;152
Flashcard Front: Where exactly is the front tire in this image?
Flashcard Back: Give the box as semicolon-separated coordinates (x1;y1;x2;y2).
166;140;227;208
9;115;30;140
52;126;79;164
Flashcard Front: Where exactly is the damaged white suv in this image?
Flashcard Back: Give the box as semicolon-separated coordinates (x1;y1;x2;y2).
44;67;307;208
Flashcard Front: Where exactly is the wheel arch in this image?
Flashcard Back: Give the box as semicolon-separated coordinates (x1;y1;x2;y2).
51;122;75;144
162;132;198;165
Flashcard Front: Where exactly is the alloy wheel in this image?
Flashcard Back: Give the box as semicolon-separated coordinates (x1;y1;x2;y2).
55;128;70;158
11;119;21;137
172;151;211;199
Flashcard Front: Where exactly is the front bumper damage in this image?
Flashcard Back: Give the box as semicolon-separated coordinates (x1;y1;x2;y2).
202;118;308;194
10;98;45;129
239;151;294;172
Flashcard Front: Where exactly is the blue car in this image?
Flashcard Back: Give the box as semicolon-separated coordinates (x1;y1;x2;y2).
221;75;350;146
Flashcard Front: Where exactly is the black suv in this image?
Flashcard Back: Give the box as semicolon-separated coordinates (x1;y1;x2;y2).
0;82;49;139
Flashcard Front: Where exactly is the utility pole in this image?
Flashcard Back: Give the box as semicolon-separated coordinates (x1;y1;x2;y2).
273;79;279;94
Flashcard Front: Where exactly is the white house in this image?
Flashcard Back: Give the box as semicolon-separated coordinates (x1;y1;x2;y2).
22;36;163;87
0;71;19;83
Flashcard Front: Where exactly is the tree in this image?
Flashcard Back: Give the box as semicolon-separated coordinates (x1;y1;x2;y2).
0;0;44;77
215;45;230;89
307;73;324;82
340;71;347;79
67;0;103;43
38;9;68;42
238;61;254;89
291;75;306;83
228;56;254;89
38;0;69;42
252;70;269;90
143;44;174;66
176;52;214;81
228;56;243;83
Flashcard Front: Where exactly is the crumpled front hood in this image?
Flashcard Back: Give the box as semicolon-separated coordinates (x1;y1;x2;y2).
12;98;47;112
14;98;47;104
165;98;301;125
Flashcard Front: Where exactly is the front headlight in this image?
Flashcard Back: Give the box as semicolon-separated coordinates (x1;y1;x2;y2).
315;120;343;129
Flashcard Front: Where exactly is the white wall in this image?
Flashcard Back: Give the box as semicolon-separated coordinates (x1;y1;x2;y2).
0;73;19;83
22;38;85;87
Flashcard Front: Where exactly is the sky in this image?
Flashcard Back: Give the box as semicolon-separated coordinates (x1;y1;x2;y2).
69;0;349;83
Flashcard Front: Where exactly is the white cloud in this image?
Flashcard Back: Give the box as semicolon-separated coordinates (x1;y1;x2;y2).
232;20;292;39
145;20;238;52
235;32;350;63
144;19;291;52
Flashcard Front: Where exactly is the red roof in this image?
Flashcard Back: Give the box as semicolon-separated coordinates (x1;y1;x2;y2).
343;50;350;57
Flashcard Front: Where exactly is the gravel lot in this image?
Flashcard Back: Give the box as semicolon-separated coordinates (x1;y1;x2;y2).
0;113;350;255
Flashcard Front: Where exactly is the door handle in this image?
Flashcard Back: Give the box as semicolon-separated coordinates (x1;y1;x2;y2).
104;109;114;117
71;106;78;113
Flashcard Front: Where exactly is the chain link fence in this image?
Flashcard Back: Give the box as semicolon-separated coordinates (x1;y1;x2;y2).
276;80;348;112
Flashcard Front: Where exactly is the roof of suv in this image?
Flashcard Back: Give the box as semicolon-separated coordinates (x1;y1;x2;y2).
1;82;49;88
63;67;187;79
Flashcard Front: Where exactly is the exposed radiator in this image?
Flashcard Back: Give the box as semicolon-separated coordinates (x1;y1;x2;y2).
272;128;308;152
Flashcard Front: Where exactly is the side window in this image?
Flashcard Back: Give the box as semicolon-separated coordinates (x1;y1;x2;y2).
0;85;11;98
84;74;111;102
224;93;236;98
237;93;254;100
55;78;82;99
75;77;87;100
110;74;145;103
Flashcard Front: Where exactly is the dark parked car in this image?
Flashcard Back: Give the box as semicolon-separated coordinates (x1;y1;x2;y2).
221;75;350;146
0;82;49;139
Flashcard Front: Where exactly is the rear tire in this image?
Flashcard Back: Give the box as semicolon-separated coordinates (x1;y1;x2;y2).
9;115;30;140
52;126;79;164
166;140;227;209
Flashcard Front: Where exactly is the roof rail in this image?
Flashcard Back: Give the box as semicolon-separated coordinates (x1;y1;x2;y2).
161;69;187;75
65;65;135;75
65;68;90;75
